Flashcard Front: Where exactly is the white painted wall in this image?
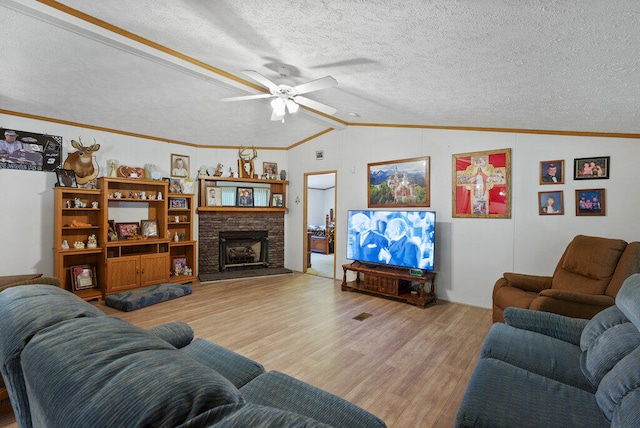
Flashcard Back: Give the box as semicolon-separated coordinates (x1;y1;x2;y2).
307;187;335;226
0;113;287;278
285;126;640;308
3;112;639;309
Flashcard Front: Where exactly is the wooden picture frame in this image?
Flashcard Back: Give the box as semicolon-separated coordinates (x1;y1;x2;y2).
538;191;564;215
368;156;430;207
115;222;139;239
56;168;77;187
271;193;284;207
576;188;606;216
170;154;190;178
140;219;158;237
205;186;222;207
574;156;610;180
262;162;278;178
540;160;564;184
70;264;97;291
237;187;254;207
453;148;511;218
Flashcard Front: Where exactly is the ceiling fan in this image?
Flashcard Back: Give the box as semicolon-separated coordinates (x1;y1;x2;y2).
222;67;338;121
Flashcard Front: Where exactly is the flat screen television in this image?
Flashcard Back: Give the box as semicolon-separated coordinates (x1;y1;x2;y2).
346;210;435;271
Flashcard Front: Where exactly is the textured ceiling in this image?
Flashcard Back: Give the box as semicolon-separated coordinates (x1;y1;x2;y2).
1;0;639;149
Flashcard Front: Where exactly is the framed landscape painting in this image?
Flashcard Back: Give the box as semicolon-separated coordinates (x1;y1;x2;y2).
368;156;430;207
452;148;511;218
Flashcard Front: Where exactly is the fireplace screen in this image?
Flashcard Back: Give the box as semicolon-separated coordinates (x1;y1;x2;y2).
219;231;269;271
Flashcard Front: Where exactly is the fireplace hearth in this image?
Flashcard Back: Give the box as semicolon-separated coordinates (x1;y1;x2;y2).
219;230;268;272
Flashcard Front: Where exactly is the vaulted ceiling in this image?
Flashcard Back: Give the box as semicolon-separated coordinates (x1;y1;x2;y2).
1;0;639;149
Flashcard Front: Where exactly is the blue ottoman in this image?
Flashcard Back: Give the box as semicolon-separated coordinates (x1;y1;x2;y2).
105;282;192;312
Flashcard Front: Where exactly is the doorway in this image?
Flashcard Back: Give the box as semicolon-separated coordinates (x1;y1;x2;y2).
304;171;336;279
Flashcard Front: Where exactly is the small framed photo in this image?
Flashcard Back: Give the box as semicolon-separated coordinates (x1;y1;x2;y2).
172;257;187;275
271;193;284;207
170;197;187;209
140;219;158;237
237;187;254;207
168;178;182;194
70;264;97;291
540;160;564;184
263;162;278;178
56;168;77;187
576;189;606;216
206;186;222;207
171;154;190;178
538;191;564;215
116;222;139;239
574;156;609;180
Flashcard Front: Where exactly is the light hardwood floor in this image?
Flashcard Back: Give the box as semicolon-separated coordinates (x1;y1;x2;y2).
0;272;492;427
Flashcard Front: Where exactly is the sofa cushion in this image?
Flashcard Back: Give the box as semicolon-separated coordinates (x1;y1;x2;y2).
580;275;640;388
147;321;195;348
595;347;640;426
552;236;626;294
480;323;593;391
0;284;104;427
240;371;386;428
178;403;332;427
455;358;609;428
181;338;265;388
22;316;244;428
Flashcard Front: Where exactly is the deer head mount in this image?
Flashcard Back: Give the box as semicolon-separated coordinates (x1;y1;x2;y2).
237;146;257;178
63;137;100;185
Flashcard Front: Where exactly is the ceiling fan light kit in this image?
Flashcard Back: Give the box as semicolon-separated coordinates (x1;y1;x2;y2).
222;68;338;121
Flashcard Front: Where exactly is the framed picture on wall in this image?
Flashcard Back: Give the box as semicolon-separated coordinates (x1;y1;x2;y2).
538;191;564;215
170;154;190;178
540;160;564;184
574;156;609;180
576;188;605;216
55;168;77;187
368;156;430;207
452;148;511;218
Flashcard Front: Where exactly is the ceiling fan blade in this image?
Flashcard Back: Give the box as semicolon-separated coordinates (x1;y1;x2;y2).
292;76;337;95
294;96;337;115
242;70;281;93
221;93;273;102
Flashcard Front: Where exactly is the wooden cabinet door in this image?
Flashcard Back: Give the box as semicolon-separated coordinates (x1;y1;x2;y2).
106;256;140;293
140;253;170;287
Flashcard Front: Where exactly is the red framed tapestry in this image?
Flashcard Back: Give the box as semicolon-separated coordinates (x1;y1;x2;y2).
452;148;511;218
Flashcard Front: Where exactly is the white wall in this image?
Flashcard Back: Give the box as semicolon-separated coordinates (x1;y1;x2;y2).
307;186;335;226
285;126;640;308
3;112;639;309
0;113;287;277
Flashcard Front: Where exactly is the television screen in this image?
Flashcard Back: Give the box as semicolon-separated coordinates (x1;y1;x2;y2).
346;210;435;271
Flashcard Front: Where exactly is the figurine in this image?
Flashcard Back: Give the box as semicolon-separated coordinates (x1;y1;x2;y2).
108;159;118;177
91;201;99;209
61;240;69;250
199;165;208;177
173;232;179;242
87;234;98;249
74;197;86;208
183;267;192;276
213;163;223;176
73;241;85;249
157;191;163;200
228;167;234;178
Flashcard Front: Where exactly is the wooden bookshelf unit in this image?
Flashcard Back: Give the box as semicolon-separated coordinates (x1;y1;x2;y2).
342;261;436;308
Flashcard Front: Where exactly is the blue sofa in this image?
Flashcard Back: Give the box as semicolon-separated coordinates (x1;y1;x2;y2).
456;273;640;427
0;284;386;428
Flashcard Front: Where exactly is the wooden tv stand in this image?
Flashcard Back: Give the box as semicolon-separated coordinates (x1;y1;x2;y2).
341;261;436;308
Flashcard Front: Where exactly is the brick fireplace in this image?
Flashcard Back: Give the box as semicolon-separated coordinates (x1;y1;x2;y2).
198;212;285;275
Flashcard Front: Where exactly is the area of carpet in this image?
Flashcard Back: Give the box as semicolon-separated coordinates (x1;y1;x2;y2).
105;282;192;312
199;267;293;282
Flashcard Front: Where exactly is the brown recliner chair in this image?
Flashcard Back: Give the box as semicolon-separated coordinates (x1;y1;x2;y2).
492;235;640;323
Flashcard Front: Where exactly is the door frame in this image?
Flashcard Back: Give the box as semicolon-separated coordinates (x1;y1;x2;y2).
303;170;337;279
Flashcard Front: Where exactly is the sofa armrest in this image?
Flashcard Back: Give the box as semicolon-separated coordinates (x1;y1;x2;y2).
502;273;553;293
146;321;194;348
503;307;588;345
